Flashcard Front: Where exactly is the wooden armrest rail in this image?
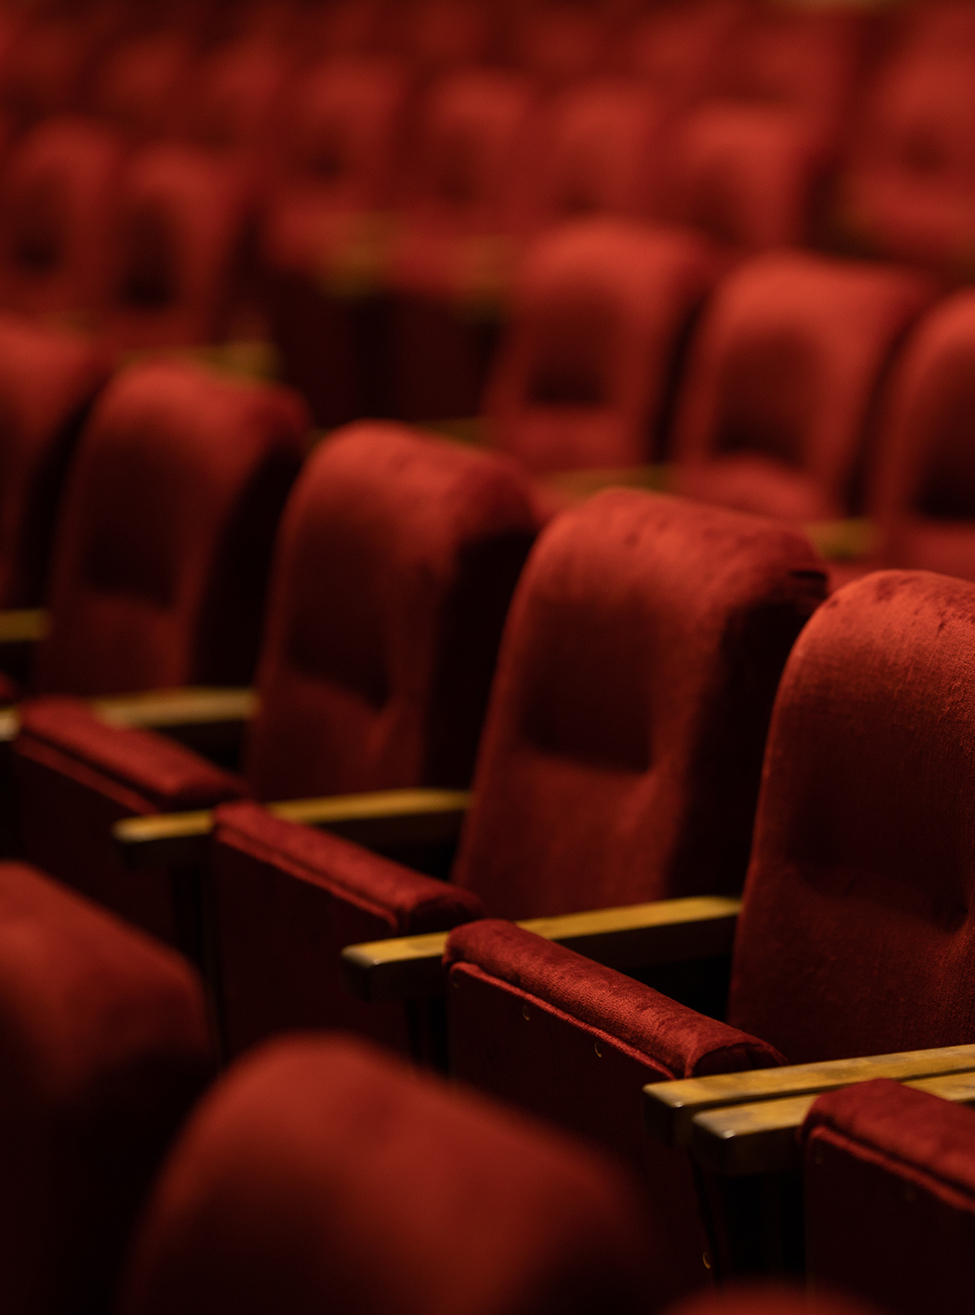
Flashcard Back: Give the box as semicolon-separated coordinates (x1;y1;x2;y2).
684;1061;975;1177
0;608;49;644
645;1043;975;1150
114;789;471;868
91;686;257;730
341;895;741;1003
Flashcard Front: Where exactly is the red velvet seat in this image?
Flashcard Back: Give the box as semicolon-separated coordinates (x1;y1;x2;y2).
117;1035;651;1315
210;489;824;1054
508;4;613;88
671;251;934;522
97;143;261;353
0;860;213;1315
186;36;292;160
15;422;535;951
0;115;127;317
380;66;536;421
90;31;197;142
0;16;96;127
802;1080;975;1315
485;218;719;472
870;290;975;581
662;1288;884;1315
28;357;308;696
444;568;975;1286
259;54;411;424
0;316;111;611
618;0;747;111
835;45;975;273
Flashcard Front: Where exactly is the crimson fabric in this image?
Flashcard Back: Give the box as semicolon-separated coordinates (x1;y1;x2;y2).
0;316;110;608
836;45;975;271
727;571;975;1063
620;2;747;111
98;144;259;353
671;251;934;521
668;105;830;250
211;800;482;1056
453;489;826;918
521;79;669;229
14;698;243;945
118;1035;651;1315
485;219;718;472
802;1080;975;1315
245;421;537;799
188;38;291;157
662;1284;884;1315
509;7;610;87
445;921;782;1308
91;32;196;141
0;860;212;1315
32;357;307;695
872;290;975;581
0;115;126;315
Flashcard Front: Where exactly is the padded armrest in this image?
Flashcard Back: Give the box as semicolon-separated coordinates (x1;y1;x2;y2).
645;1042;975;1151
0;609;49;644
341;895;741;1003
115;788;471;868
90;686;257;730
648;1048;975;1175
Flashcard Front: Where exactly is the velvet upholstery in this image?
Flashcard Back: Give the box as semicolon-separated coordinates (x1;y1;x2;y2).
453;489;826;917
485;219;718;472
211;800;482;1055
118;1035;652;1315
188;38;291;158
445;920;783;1309
802;1080;975;1315
671;250;934;521
837;45;975;271
727;570;975;1062
91;32;196;141
32;357;308;695
98;144;259;352
0;316;110;608
14;697;243;946
0;860;213;1315
245;421;538;799
0;115;126;315
872;290;975;581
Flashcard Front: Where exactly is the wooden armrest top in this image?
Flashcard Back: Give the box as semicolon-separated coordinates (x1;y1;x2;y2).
341;895;741;1003
91;686;257;729
685;1054;975;1177
0;608;49;644
646;1043;975;1150
114;788;471;868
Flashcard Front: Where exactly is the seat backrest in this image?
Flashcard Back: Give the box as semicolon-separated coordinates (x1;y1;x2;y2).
33;358;307;696
244;422;538;799
281;54;410;205
671;250;934;519
90;31;197;140
871;290;975;580
118;1035;651;1315
522;78;668;230
0;316;110;608
403;68;535;230
727;570;975;1063
452;488;826;918
486;218;717;472
0;114;126;315
802;1079;975;1315
99;143;257;352
186;37;291;157
0;860;212;1315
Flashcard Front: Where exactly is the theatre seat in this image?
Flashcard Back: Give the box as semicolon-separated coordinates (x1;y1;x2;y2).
802;1080;975;1315
871;290;975;581
117;1035;651;1315
91;31;197;142
210;490;824;1056
0;316;110;612
0;115;127;316
444;569;975;1281
17;423;535;954
97;143;261;353
0;860;213;1315
485;218;718;472
671;251;934;522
